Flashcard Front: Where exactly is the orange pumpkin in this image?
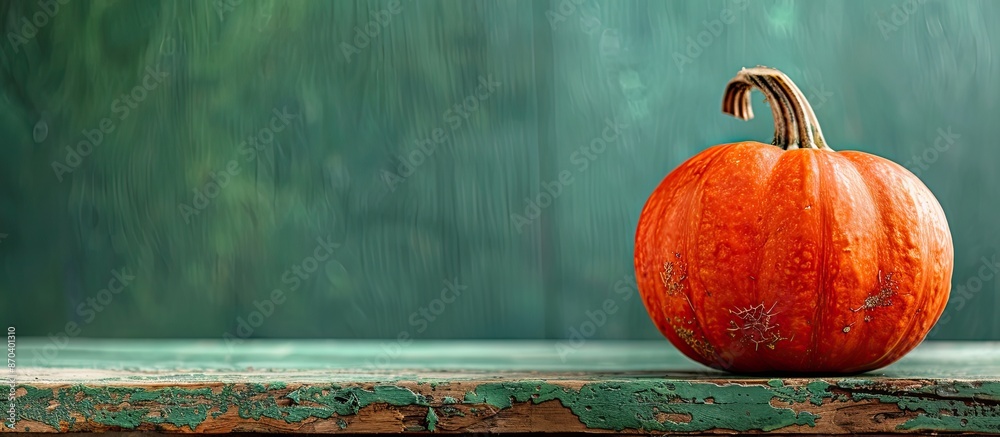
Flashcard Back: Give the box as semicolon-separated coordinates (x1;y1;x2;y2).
634;67;953;374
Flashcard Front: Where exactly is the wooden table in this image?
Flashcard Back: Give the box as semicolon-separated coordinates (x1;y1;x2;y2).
5;339;999;434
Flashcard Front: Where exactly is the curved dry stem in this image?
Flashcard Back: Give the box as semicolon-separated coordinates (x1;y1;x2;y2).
722;66;831;151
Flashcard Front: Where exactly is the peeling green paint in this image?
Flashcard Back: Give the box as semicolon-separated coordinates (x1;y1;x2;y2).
18;385;216;431
16;383;426;431
149;406;209;429
439;406;464;417
92;408;149;428
463;381;818;432
12;378;1000;433
832;380;1000;433
285;388;302;405
426;407;438;432
228;384;427;423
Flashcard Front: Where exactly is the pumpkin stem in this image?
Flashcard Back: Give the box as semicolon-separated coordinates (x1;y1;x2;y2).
722;66;831;151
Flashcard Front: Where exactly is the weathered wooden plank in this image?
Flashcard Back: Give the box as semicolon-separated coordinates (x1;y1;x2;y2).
6;340;1000;434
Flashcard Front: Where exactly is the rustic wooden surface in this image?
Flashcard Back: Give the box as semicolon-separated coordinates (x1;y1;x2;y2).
4;339;1000;434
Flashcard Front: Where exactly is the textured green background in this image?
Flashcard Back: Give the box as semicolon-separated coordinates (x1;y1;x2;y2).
0;0;996;340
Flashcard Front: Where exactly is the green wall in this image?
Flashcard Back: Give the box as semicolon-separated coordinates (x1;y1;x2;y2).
1;0;997;340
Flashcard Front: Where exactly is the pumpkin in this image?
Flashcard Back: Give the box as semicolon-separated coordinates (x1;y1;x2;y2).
634;66;953;374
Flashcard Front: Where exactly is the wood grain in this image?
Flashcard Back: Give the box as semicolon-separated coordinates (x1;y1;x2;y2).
6;339;1000;434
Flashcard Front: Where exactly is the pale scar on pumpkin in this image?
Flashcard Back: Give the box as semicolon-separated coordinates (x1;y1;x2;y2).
727;302;790;351
661;252;696;312
838;271;898;332
660;252;688;296
662;255;716;360
671;316;716;361
851;270;898;316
